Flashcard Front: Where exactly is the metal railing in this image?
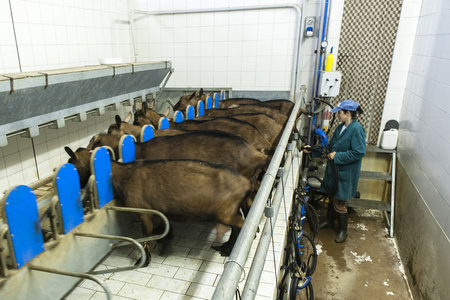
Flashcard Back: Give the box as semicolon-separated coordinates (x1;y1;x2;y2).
212;86;307;299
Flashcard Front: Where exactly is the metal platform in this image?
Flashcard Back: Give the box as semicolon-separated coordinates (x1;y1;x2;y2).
348;198;391;211
359;170;392;181
349;146;396;237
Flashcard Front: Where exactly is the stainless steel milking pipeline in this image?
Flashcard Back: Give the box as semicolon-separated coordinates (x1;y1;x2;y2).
129;2;305;101
212;86;307;299
241;142;301;299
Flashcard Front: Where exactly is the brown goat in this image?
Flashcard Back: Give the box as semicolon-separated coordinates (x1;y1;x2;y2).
65;147;252;259
86;131;268;203
107;114;189;141
134;103;273;154
199;112;283;147
218;98;296;116
173;88;212;112
203;104;288;127
108;114;142;140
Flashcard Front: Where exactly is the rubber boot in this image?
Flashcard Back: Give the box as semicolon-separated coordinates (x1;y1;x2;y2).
320;201;336;229
335;213;348;243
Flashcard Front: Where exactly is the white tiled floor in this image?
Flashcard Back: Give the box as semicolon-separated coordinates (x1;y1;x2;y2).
65;151;300;300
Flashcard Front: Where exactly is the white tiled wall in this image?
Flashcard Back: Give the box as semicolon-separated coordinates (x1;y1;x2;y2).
378;0;423;144
0;107;134;194
130;0;344;102
398;0;450;237
0;0;134;193
0;0;132;74
132;0;302;92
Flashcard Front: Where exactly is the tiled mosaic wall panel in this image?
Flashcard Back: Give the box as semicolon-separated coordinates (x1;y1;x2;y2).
332;0;403;144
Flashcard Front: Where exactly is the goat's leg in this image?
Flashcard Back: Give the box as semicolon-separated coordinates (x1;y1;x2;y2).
211;209;245;256
135;215;154;267
216;226;242;256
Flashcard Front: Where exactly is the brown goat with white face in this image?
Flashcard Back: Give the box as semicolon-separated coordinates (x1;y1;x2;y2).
65;147;252;261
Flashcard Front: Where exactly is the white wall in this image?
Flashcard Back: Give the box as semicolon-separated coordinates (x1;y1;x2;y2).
379;0;422;144
398;0;450;237
0;0;132;73
0;0;134;192
0;108;133;191
131;0;301;92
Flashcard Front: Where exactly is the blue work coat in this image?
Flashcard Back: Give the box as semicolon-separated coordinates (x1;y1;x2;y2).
320;119;366;201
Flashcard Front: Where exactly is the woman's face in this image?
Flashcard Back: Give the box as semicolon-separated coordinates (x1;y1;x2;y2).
337;110;351;123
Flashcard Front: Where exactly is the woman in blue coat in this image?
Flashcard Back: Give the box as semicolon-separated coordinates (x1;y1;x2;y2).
305;99;366;243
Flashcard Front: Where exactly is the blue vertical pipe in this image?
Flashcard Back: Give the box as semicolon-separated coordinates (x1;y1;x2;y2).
311;0;330;144
317;0;330;82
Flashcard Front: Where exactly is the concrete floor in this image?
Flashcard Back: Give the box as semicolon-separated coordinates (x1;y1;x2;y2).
304;206;413;300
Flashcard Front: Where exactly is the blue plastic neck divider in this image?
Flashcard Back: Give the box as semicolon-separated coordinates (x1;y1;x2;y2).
186;105;195;120
159;117;170;130
214;93;220;108
55;163;84;234
120;135;136;163
174;110;184;123
141;125;154;142
92;147;114;209
3;185;44;268
206;96;213;109
197;101;205;117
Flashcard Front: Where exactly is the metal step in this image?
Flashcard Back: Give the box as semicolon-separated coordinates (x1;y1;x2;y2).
366;145;396;154
359;170;392;181
348;198;391;211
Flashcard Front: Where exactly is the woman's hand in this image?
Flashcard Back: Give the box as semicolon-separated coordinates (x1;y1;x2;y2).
303;145;312;153
328;151;336;160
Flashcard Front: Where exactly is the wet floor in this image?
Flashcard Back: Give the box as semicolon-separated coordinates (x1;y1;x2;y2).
304;206;412;300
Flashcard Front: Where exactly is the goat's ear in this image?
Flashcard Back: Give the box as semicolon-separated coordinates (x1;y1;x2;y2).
142;102;148;113
148;100;155;109
64;146;77;160
206;91;213;97
115;115;122;126
195;88;204;97
188;91;196;100
163;107;170;117
124;112;132;123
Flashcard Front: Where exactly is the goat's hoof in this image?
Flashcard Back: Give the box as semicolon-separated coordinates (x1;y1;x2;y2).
135;255;151;268
211;242;233;256
211;245;222;252
220;246;232;257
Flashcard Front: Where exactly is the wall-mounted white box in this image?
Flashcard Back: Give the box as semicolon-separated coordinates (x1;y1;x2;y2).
318;71;342;97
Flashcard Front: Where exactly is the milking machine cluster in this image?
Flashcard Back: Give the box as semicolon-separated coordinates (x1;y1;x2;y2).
277;156;319;300
283;38;343;298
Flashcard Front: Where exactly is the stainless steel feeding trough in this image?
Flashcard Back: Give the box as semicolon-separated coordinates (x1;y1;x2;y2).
0;61;173;147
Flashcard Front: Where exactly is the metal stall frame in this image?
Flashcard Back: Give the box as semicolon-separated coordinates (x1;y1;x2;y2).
129;2;306;102
212;86;307;299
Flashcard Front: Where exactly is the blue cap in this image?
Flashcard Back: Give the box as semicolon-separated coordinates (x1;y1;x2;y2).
331;99;359;113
